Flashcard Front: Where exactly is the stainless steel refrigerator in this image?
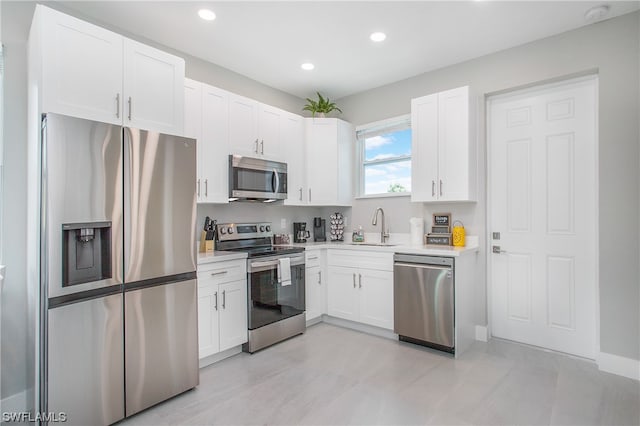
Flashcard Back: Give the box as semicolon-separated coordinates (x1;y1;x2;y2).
40;113;198;425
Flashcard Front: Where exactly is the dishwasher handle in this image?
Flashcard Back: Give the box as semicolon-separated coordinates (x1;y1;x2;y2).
394;262;452;272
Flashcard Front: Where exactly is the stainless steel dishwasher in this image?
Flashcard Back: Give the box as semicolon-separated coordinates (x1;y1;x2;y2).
393;254;454;353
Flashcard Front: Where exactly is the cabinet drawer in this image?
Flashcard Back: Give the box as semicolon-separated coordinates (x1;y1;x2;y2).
197;259;246;285
305;251;322;268
327;250;393;271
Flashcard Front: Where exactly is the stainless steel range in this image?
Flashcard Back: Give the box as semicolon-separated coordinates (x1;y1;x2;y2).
215;222;306;352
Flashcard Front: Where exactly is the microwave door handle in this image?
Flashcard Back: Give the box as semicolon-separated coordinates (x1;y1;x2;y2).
273;169;280;194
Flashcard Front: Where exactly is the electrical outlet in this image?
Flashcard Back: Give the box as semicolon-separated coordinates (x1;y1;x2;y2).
343;215;348;228
281;218;287;229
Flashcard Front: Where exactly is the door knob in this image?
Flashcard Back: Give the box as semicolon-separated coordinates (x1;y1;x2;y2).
492;245;507;254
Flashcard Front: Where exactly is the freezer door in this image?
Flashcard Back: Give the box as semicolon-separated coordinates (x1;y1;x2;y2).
393;262;454;349
42;113;123;299
125;279;199;416
48;293;124;425
123;128;197;283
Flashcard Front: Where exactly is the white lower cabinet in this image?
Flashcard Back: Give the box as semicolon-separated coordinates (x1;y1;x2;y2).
305;251;326;321
326;250;394;330
197;259;247;359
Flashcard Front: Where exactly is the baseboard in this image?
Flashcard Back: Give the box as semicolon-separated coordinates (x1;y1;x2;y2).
597;352;640;381
198;345;242;369
306;316;323;327
475;325;488;342
0;389;29;414
322;316;398;341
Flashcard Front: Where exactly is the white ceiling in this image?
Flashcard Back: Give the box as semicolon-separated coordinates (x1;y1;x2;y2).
37;1;640;99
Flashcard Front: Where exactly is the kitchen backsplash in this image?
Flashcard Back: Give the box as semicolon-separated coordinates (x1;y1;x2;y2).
195;203;351;240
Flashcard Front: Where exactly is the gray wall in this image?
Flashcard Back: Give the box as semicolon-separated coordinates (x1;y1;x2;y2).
338;12;640;361
1;2;33;407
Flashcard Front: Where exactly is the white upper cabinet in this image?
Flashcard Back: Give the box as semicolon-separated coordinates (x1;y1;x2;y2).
411;93;438;202
201;85;230;203
32;5;185;135
282;112;306;205
228;94;287;161
411;86;476;202
184;78;229;204
38;6;123;125
123;39;185;134
183;79;202;140
257;104;283;160
228;93;259;157
305;118;353;206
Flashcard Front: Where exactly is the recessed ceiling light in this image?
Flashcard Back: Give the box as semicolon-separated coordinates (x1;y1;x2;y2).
584;5;610;22
198;9;216;21
370;32;386;42
301;63;315;71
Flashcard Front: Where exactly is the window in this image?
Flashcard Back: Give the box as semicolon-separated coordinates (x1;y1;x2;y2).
356;115;411;196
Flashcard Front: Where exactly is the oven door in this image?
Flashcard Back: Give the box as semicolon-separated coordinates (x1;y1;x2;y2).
229;155;287;200
247;253;305;330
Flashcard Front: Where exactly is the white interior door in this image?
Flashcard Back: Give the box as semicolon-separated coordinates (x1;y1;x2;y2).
488;76;597;359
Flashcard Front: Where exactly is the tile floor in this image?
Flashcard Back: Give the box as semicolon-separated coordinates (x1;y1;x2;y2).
123;323;640;425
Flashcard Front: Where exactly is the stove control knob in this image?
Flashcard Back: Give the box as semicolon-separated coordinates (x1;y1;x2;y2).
220;227;226;235
227;227;234;234
265;225;271;232
260;225;265;232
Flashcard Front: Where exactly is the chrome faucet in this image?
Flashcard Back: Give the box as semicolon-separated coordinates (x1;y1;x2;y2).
371;207;389;244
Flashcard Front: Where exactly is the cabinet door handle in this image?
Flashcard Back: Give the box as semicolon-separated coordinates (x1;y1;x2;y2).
205;179;208;197
432;180;435;197
254;139;259;153
359;273;362;288
352;273;356;288
214;291;218;311
318;271;322;284
127;96;132;121
222;290;226;309
299;187;303;201
197;179;201;197
439;180;443;196
309;188;312;202
210;271;227;276
116;93;120;118
260;140;264;155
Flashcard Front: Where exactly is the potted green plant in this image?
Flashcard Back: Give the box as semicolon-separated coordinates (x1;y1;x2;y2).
302;92;342;117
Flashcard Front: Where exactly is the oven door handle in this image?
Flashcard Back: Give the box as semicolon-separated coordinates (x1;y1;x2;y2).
250;260;280;269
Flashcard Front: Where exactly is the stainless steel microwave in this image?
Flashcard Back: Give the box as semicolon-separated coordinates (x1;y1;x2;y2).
229;155;288;202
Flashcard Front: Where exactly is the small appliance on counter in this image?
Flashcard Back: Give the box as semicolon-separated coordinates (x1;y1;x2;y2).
313;217;326;242
293;222;310;243
329;212;345;241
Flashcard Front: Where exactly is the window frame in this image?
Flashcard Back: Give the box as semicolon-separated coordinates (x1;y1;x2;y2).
355;114;412;199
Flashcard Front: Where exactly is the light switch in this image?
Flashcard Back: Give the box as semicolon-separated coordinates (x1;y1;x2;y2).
281;218;287;229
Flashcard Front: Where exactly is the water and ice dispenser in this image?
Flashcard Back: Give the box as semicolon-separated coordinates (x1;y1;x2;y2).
62;221;112;286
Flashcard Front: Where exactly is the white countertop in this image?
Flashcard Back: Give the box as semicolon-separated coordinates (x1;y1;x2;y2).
197;250;247;265
276;237;479;257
